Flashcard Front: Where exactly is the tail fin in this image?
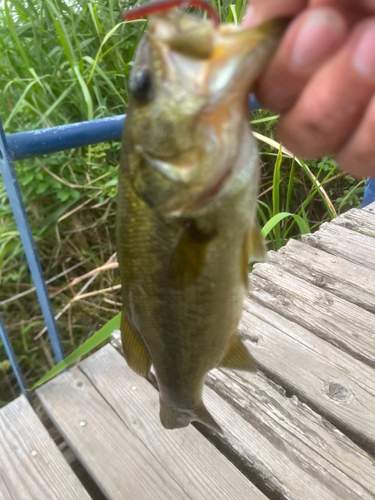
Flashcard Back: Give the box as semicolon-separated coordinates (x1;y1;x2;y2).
160;399;222;434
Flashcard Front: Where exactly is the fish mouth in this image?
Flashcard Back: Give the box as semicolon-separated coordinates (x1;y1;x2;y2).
149;16;289;99
136;145;198;184
134;144;235;216
190;162;234;210
206;19;289;98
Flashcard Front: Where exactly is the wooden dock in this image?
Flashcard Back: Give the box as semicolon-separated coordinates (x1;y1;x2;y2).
1;202;375;500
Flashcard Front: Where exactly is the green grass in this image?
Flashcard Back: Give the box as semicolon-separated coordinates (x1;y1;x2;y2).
0;0;365;404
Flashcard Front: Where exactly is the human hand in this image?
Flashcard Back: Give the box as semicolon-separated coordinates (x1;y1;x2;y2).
242;0;375;178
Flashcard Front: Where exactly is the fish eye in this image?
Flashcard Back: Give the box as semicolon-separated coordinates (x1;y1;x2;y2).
130;69;155;103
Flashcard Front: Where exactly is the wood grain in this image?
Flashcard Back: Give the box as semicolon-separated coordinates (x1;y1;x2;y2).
0;396;91;500
108;338;375;500
331;208;375;234
363;201;375;213
249;261;375;367
266;239;375;313
80;345;267;500
302;223;375;270
37;368;190;500
239;300;375;452
0;474;14;500
206;368;375;500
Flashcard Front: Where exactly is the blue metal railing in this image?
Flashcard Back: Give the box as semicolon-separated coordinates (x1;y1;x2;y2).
363;179;375;209
6;115;126;162
1;97;375;398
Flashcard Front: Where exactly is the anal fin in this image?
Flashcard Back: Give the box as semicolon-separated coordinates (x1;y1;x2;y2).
121;312;151;377
219;333;257;372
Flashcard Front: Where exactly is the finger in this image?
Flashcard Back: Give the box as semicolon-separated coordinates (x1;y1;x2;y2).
254;8;347;112
361;0;375;10
242;0;307;28
311;0;373;24
335;92;375;178
312;0;375;16
276;18;375;159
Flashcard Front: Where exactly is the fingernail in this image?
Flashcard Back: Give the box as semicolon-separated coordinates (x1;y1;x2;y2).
242;5;257;28
292;11;344;71
353;23;375;79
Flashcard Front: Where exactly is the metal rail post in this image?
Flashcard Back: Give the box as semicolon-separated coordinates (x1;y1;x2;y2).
0;313;28;398
0;120;65;364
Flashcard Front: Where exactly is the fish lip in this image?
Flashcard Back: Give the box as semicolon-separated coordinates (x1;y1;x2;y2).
135;145;198;183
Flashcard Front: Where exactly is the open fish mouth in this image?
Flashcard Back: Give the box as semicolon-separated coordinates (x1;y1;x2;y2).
135;144;237;214
136;145;199;184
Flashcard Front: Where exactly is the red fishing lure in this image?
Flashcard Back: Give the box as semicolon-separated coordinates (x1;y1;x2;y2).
122;0;220;27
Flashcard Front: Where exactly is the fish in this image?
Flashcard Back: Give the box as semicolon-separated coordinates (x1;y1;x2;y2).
116;0;288;432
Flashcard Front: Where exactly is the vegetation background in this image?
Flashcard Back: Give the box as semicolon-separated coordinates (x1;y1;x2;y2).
0;0;365;405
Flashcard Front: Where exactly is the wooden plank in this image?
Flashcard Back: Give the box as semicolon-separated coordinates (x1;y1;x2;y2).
249;262;375;367
331;208;375;234
266;239;375;313
302;223;375;270
0;474;14;500
206;368;375;500
103;342;375;500
80;345;267;500
0;396;91;500
37;368;190;500
363;201;375;213
240;300;375;452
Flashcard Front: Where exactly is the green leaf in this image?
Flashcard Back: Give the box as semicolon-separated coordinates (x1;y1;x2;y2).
229;5;238;25
272;145;283;247
73;64;93;120
285;156;295;215
262;212;310;241
57;190;70;201
32;313;121;390
87;21;129;85
3;79;39;130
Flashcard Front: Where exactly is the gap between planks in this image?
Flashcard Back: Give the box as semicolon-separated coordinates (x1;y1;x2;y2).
302;220;375;270
332;207;375;235
266;238;375;314
0;395;92;500
249;260;375;368
239;300;375;454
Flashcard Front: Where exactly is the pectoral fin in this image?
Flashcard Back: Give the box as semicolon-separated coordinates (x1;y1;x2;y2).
121;312;151;377
219;333;257;372
248;224;267;263
160;399;222;433
241;225;267;289
169;220;216;286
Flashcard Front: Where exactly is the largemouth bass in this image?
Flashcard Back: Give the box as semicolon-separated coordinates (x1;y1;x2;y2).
117;0;287;432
